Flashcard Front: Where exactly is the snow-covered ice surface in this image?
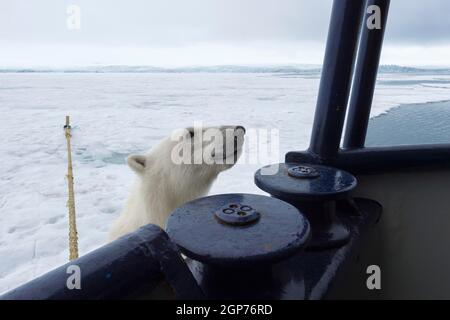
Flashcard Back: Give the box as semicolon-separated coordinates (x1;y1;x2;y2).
1;70;450;293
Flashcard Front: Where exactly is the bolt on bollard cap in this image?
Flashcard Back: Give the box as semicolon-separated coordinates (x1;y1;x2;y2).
166;193;310;268
254;163;357;202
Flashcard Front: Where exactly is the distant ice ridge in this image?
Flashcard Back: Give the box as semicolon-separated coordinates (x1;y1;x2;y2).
1;64;450;74
378;65;450;74
0;65;321;74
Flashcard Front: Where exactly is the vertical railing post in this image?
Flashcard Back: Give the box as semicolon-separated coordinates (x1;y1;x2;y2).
343;0;391;149
309;0;365;160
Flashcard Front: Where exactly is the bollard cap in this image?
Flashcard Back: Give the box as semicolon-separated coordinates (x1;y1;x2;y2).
255;163;357;202
166;193;310;268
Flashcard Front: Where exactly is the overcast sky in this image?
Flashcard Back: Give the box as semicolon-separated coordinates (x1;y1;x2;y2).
1;0;450;67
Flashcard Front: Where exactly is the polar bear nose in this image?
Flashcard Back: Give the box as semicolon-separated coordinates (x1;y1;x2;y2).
235;126;246;134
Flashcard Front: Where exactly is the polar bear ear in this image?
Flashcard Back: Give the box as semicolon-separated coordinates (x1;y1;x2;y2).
127;154;147;175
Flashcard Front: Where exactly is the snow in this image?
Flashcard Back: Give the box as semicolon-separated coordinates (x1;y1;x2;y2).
1;70;450;294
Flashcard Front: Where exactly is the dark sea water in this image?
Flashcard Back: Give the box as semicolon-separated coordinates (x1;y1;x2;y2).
366;100;450;147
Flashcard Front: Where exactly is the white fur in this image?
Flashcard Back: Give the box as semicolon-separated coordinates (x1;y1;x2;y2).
108;126;245;241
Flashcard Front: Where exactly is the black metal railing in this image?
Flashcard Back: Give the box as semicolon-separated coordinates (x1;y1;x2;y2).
343;0;391;149
1;225;203;300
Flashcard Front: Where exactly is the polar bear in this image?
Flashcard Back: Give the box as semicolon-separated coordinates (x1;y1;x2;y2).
108;125;246;241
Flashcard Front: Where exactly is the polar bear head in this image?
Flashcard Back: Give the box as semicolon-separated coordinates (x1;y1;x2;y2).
127;125;246;178
108;126;246;239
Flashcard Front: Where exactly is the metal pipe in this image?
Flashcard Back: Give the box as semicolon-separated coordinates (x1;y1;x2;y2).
1;225;203;300
309;0;365;160
287;144;450;175
343;0;391;149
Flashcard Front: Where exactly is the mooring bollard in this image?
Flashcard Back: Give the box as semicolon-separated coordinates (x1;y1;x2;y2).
255;163;358;250
166;193;311;299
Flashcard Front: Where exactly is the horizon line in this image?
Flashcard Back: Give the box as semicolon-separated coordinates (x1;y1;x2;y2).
1;64;450;74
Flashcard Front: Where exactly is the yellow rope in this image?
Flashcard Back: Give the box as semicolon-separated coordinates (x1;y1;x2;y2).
65;116;79;260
